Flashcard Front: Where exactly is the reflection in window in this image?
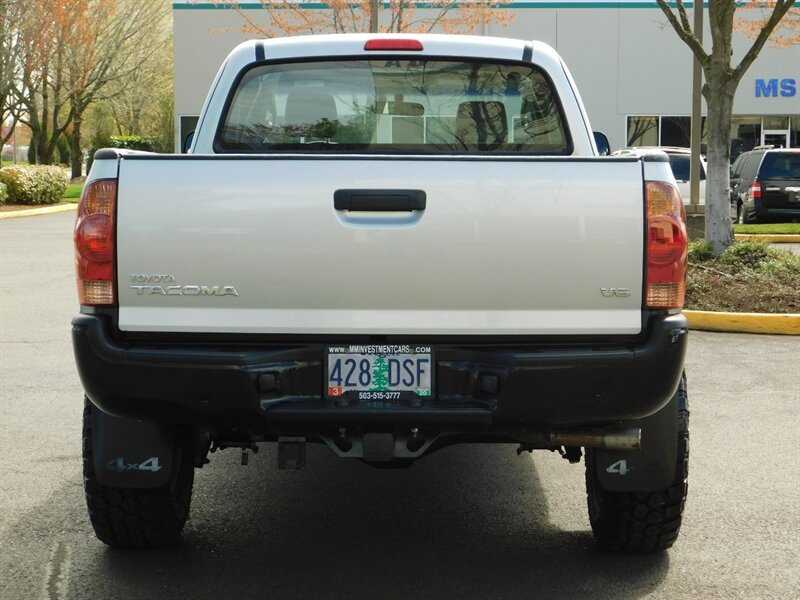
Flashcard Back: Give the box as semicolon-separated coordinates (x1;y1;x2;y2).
660;116;691;147
218;60;570;154
730;116;761;160
627;116;658;146
763;116;789;130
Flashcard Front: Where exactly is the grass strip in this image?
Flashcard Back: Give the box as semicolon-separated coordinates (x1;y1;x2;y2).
733;223;800;235
63;183;83;203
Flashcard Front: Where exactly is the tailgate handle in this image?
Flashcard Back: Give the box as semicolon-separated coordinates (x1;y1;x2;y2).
334;189;426;212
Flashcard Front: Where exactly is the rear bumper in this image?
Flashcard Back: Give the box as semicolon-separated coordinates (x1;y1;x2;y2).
72;313;688;432
750;202;800;221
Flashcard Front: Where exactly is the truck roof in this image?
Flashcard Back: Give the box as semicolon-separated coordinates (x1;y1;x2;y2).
223;33;560;70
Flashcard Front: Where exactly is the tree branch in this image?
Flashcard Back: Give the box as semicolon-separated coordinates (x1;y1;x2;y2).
733;0;797;82
654;0;709;63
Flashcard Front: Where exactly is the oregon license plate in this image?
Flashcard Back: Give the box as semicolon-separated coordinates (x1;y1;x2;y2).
326;345;433;401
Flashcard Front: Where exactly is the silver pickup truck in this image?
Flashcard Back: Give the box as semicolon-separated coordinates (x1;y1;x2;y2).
72;34;689;552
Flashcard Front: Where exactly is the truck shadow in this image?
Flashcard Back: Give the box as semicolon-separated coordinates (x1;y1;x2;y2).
105;444;668;599
10;444;669;599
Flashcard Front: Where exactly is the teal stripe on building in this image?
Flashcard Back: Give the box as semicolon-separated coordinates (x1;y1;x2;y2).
173;2;709;10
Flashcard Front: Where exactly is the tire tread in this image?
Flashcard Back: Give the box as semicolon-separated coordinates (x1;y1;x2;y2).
585;376;689;554
82;400;193;549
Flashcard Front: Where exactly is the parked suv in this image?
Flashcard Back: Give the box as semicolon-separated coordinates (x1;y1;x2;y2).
734;147;800;223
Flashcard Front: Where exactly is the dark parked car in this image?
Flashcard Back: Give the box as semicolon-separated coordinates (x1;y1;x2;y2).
734;147;800;223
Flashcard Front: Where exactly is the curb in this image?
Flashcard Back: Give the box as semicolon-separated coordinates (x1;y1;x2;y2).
684;310;800;335
734;234;800;243
0;204;77;219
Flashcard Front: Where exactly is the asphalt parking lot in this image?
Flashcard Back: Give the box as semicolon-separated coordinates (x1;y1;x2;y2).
1;212;798;600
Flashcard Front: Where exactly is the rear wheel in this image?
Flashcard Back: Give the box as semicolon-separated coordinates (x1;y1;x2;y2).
82;399;194;549
584;376;689;553
738;202;756;224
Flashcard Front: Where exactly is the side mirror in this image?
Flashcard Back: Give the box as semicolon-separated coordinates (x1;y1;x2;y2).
593;131;610;156
182;131;195;154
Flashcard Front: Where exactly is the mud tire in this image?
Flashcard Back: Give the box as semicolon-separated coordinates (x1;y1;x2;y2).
585;376;689;553
82;398;194;549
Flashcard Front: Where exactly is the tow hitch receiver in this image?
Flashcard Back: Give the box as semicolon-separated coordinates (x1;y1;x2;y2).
320;428;434;460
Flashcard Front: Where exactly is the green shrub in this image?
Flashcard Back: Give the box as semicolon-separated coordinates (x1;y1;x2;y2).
0;165;68;205
687;240;713;263
87;135;159;173
719;240;771;271
0;181;7;204
109;135;158;152
760;246;800;282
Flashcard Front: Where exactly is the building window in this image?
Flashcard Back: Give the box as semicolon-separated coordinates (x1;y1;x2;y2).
627;116;658;146
763;116;789;130
626;115;707;150
660;116;691;147
792;116;800;148
762;115;791;148
730;116;761;159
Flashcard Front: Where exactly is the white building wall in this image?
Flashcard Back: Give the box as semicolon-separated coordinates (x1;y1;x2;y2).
172;2;800;151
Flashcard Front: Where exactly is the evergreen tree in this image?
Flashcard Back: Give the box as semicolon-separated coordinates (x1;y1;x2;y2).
371;356;389;391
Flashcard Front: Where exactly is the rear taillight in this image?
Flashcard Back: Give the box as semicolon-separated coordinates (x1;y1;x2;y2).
645;181;687;309
748;182;761;205
75;179;116;305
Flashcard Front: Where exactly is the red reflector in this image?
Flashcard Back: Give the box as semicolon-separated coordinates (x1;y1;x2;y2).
76;213;113;262
364;39;423;51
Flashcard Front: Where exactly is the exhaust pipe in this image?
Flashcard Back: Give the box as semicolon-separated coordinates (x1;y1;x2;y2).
548;427;641;450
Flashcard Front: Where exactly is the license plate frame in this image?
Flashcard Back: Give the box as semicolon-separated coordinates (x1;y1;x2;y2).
325;345;434;401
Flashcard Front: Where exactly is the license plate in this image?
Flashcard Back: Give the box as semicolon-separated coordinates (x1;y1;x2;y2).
326;345;433;401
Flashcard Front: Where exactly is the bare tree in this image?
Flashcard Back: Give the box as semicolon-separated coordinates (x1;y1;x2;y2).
104;11;174;145
736;1;799;46
6;0;170;174
11;1;75;166
213;0;513;37
654;0;796;255
0;1;26;157
64;0;171;177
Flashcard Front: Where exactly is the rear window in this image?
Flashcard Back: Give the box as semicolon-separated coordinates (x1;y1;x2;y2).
759;152;800;179
668;154;705;181
730;153;747;177
216;59;570;154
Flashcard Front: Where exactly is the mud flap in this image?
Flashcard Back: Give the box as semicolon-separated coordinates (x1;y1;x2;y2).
593;386;680;492
91;404;175;488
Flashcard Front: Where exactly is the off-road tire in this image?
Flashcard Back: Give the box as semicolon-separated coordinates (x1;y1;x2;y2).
585;375;689;553
82;398;194;549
